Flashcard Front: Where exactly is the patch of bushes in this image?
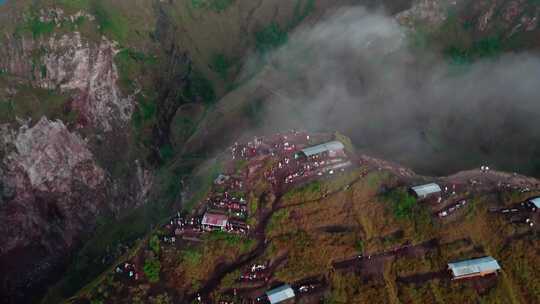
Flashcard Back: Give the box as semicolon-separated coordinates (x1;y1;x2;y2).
254;23;288;55
191;0;235;12
366;172;389;189
284;180;321;201
0;86;75;125
182;248;202;266
206;230;242;245
143;256;161;283
235;159;248;173
249;196;258;215
355;239;364;253
204;231;254;252
183;70;216;104
115;49;157;92
288;0;315;29
266;208;290;234
211;53;236;81
445;36;503;65
383;189;434;240
384;189;418;220
90;0;128;42
27;16;55;38
149;235;161;255
158;145;175;163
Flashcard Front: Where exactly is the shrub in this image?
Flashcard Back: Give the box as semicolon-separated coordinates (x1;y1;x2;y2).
191;0;234;12
182;248;202;266
355;240;364;253
149;235;160;255
27;17;55;38
266;208;290;234
183;70;216;104
90;0;128;42
143;257;161;283
385;190;418;220
288;0;315;29
255;23;288;55
211;54;231;80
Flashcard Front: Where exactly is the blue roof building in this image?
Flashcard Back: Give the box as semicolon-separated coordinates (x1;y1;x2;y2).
448;256;501;280
266;284;295;304
410;183;442;199
295;141;344;158
529;197;540;209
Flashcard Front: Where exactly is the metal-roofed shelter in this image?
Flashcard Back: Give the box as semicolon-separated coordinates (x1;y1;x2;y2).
409;183;442;199
266;284;295;304
448;256;501;280
529;197;540;209
201;212;229;230
214;174;229;185
295;141;345;158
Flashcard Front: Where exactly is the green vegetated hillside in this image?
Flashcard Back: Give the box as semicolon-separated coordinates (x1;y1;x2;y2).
0;1;357;303
1;0;540;303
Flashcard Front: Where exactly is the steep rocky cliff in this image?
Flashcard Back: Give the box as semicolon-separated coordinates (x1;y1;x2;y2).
0;117;107;300
0;3;152;302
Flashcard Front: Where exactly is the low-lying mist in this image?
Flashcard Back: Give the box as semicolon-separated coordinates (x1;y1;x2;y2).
244;6;540;177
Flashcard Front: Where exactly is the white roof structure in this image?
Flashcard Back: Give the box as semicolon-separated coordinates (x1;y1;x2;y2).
201;212;228;228
410;183;442;198
298;141;344;157
266;285;295;304
529;197;540;209
448;256;501;278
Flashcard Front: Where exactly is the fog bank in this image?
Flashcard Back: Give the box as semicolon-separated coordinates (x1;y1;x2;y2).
247;7;540;176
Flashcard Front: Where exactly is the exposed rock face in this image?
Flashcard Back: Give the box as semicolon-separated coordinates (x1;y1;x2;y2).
0;117;106;253
396;0;454;28
397;0;540;34
475;0;539;34
41;33;134;131
7;117;104;193
0;117;107;301
0;29;133;131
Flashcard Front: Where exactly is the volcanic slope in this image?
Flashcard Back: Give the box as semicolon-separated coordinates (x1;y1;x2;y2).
76;132;540;304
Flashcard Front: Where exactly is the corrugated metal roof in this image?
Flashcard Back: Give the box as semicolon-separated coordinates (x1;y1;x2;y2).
529;197;540;209
202;212;228;227
448;256;501;277
299;141;345;157
266;284;295;304
410;183;441;197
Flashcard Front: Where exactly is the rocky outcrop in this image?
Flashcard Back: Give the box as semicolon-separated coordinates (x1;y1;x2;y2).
41;32;134;131
0;117;106;253
0;14;133;131
396;0;455;28
0;117;107;301
397;0;540;35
